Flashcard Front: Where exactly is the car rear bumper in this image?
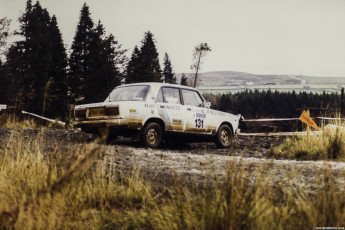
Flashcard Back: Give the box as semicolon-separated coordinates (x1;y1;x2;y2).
73;118;143;132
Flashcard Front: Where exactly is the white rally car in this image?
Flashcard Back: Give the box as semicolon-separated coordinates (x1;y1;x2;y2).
73;82;241;148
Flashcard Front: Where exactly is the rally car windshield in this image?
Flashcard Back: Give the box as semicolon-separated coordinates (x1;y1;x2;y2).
106;85;150;102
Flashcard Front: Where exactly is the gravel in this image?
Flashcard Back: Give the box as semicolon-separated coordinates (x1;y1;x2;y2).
1;128;344;192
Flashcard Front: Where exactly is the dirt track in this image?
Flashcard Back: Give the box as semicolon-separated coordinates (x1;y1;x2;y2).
102;137;345;192
1;128;344;192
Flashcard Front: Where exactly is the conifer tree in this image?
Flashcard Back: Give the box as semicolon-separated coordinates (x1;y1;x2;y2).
163;53;176;84
2;0;68;118
139;31;162;82
102;33;127;92
68;3;94;104
46;15;68;117
85;21;125;103
180;73;188;86
0;41;26;106
69;4;127;104
13;0;35;109
125;31;162;83
84;21;104;103
26;2;51;105
125;46;141;84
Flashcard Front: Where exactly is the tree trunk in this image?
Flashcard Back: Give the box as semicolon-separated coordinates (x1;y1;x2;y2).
193;54;201;88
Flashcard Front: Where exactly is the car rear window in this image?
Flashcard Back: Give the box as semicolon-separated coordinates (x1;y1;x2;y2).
107;85;150;102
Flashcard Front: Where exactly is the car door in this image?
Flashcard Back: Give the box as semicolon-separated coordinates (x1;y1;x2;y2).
156;87;185;132
181;89;210;134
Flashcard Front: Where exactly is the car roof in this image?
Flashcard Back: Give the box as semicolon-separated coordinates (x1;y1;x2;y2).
117;82;198;91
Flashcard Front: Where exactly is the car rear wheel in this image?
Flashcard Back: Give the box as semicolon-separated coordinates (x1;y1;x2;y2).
215;124;234;148
141;122;163;148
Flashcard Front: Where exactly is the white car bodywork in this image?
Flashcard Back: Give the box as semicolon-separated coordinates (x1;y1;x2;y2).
73;82;241;147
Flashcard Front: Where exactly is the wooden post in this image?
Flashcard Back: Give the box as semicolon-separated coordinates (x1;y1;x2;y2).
306;109;310;142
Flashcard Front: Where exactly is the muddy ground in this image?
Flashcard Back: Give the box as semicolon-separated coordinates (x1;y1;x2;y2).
1;128;344;192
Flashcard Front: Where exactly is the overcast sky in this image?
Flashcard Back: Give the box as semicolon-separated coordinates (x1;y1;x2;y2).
1;0;345;77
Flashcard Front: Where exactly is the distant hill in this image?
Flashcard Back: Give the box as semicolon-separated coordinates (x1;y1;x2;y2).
198;71;303;86
176;71;345;87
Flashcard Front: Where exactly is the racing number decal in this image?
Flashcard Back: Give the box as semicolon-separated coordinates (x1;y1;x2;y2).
195;119;204;128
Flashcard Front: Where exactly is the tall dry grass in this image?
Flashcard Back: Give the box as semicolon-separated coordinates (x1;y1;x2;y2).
270;121;345;161
0;124;344;229
0;115;40;129
0;114;65;129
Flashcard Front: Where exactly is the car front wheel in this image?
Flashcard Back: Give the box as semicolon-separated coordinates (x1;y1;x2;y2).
215;124;234;148
141;122;163;148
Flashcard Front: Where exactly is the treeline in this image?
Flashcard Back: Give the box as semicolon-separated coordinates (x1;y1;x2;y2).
1;1;341;121
0;1;176;119
207;90;341;119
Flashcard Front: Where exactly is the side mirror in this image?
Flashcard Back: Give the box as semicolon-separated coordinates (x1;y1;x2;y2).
203;101;211;108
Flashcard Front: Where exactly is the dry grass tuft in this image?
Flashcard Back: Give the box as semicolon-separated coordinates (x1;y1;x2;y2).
270;122;345;161
0;114;65;129
1;115;40;129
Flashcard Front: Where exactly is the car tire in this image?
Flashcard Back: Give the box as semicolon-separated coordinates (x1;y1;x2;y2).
215;124;234;148
141;122;163;148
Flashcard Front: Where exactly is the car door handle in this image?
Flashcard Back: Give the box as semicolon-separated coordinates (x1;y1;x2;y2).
187;108;191;111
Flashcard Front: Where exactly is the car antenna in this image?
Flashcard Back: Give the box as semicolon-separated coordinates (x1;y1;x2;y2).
104;67;112;102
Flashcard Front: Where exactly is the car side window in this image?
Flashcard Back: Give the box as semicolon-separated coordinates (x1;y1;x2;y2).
182;89;203;107
157;88;164;102
157;87;181;104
